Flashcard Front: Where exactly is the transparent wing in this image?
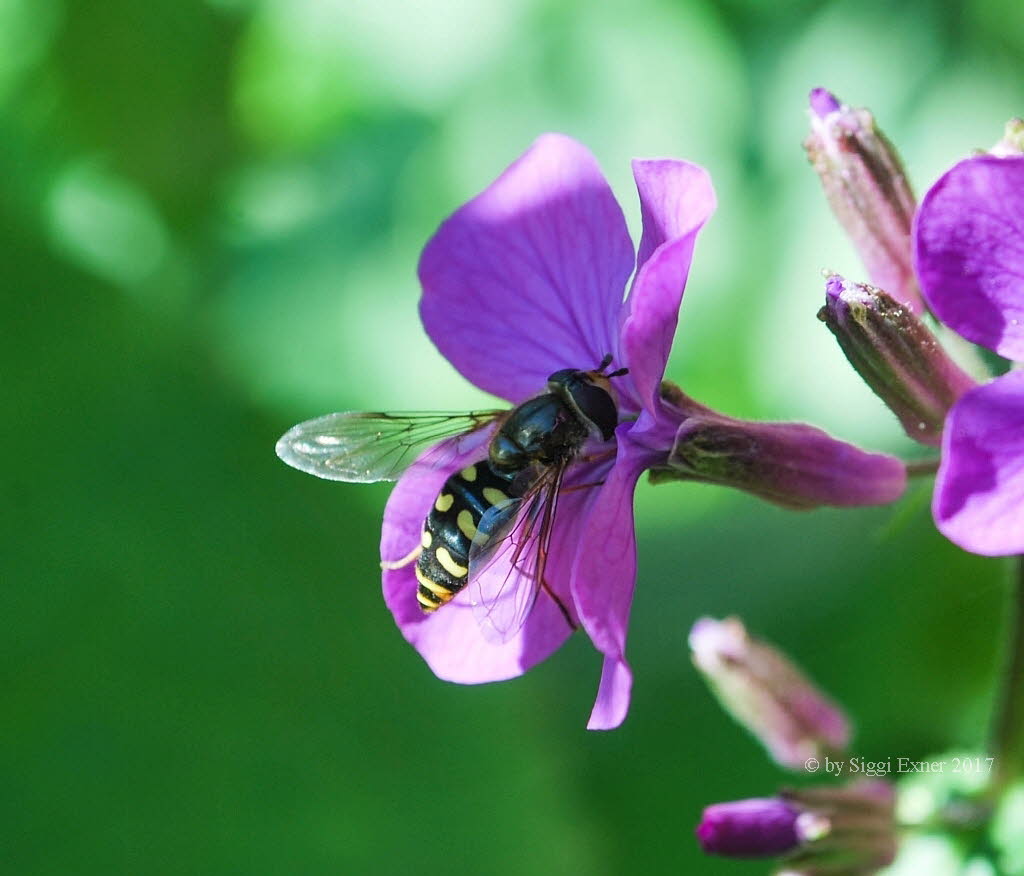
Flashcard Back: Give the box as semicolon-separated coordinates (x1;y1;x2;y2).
467;464;568;643
275;410;504;483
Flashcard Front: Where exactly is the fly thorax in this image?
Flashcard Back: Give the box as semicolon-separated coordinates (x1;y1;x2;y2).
489;431;527;473
489;393;583;472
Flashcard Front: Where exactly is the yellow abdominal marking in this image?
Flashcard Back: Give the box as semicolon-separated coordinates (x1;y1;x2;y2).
421;530;432;549
456;509;477;540
415;565;452;597
434;493;454;512
460;465;478;482
435;546;469;578
482;487;509;506
416;590;439;610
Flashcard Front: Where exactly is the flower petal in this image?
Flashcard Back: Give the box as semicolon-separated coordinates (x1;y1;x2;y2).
570;432;648;729
621;160;717;414
381;434;606;683
588;654;633;731
933;370;1024;555
419;134;636;403
914;155;1024;360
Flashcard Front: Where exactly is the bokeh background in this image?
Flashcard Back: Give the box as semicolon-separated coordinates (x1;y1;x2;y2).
4;0;1024;872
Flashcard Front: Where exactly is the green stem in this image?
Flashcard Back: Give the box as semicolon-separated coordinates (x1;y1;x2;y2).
905;457;940;477
990;556;1024;798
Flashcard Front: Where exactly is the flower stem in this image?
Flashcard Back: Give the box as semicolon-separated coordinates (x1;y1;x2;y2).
989;556;1024;798
905;457;940;477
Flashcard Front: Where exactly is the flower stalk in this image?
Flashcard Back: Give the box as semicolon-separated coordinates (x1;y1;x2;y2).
904;457;940;477
990;556;1024;798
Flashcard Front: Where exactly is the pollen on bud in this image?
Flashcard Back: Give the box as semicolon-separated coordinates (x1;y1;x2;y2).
819;273;975;446
804;87;923;312
991;117;1024;156
689;617;851;770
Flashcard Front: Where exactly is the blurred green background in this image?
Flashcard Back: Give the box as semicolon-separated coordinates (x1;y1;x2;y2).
4;0;1023;873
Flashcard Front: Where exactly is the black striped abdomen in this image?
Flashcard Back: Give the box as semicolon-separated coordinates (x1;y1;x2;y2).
415;460;515;612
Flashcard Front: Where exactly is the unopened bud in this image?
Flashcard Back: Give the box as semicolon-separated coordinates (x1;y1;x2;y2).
805;88;923;312
689;617;850;769
819;274;975;446
654;383;906;509
698;781;897;872
991;118;1024;157
696;798;802;857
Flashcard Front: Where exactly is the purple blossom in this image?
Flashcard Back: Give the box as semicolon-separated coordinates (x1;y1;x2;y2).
913;154;1024;555
379;134;906;730
380;134;716;730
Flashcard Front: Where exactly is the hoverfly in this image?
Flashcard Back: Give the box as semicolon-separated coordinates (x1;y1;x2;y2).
276;355;629;642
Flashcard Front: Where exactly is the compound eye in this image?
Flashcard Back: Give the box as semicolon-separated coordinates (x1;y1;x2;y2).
569;382;617;440
546;368;577;387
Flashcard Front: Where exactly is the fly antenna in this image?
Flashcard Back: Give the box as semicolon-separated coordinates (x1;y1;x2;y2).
594;354;628;378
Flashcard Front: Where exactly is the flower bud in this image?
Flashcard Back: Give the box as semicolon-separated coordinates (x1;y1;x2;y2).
805;87;923;312
689;617;850;769
698;781;897;872
653;383;906;509
696;798;802;857
819;274;975;446
991;117;1024;157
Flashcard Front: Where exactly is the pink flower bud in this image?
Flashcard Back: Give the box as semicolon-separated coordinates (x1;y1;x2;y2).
689;616;851;769
820;274;975;446
805;88;923;312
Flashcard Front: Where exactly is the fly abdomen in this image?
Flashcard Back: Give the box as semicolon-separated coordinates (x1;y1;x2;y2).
415;460;516;612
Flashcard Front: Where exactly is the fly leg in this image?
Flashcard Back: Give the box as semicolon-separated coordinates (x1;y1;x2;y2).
380;544;422;570
559;480;605;494
576;448;616;467
541;577;578;631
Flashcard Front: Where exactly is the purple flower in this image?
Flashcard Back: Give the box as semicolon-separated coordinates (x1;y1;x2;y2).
379;134;905;730
380;134;717;730
914;154;1024;555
